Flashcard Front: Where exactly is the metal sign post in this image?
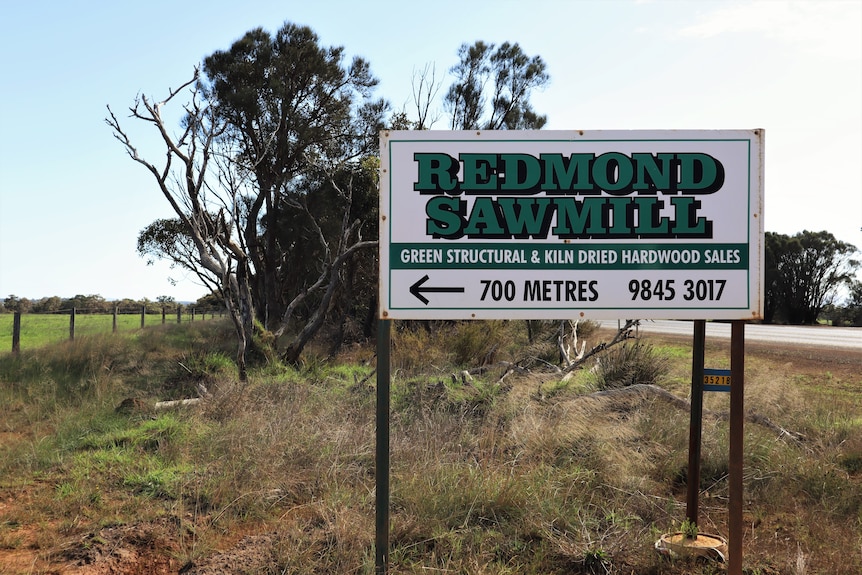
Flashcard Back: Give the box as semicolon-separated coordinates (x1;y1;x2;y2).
375;319;391;574
686;320;706;528
729;321;746;574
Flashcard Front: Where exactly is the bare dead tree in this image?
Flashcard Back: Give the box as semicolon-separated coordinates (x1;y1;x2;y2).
557;319;587;367
561;320;640;376
107;71;378;376
411;63;443;130
106;72;258;381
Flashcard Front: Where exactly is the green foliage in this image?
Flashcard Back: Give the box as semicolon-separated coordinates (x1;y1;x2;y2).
3;295;32;313
194;292;224;310
765;230;860;324
824;279;862;326
31;295;63;313
63;294;109;313
137;218;221;291
176;350;236;382
680;517;698;539
76;414;187;452
445;40;549;130
201;22;386;343
123;464;189;499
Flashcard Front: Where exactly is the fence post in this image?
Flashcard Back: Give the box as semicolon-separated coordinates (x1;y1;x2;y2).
70;307;76;340
12;311;21;354
113;306;118;333
162;306;166;324
191;308;195;322
140;305;146;329
176;306;181;323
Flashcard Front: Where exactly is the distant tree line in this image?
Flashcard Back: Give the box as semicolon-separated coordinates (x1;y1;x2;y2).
0;294;222;314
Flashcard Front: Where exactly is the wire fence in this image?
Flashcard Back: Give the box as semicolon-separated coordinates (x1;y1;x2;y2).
3;306;226;354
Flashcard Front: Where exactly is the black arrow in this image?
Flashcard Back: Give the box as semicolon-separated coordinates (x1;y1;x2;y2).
409;274;465;305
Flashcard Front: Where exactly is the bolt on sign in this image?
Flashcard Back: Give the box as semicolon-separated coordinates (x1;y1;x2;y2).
379;130;764;321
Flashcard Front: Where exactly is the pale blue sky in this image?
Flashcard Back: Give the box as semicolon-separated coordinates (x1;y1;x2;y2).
1;0;860;302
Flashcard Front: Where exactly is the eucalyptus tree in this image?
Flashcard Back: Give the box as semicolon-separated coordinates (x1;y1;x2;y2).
137;217;223;297
765;230;860;324
108;22;387;376
444;41;549;130
202;24;386;337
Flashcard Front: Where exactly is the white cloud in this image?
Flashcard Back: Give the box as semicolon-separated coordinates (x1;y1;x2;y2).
679;0;861;60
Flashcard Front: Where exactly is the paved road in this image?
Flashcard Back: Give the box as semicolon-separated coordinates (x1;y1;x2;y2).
599;320;862;351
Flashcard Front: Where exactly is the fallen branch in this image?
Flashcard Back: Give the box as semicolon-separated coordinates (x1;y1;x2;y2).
154;398;203;410
561;319;640;375
354;367;377;388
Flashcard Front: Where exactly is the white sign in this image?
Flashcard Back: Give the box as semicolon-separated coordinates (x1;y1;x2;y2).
379;130;764;320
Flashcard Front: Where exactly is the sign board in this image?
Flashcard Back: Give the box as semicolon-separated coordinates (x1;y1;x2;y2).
703;368;732;392
379;130;764;320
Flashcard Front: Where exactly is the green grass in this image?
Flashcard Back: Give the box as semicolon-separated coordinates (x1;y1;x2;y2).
0;313;169;352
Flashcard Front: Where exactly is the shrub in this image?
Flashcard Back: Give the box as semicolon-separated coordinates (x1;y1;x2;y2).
589;341;669;390
450;320;506;366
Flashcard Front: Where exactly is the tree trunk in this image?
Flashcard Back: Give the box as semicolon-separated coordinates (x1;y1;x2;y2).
282;259;342;364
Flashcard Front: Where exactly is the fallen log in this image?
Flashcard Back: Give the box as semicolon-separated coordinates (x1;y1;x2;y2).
154;398;203;410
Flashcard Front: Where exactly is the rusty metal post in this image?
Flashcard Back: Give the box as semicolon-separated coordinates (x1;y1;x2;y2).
729;321;745;574
686;320;706;527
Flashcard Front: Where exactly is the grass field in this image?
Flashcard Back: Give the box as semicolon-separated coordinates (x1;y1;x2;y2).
0;312;203;353
0;319;860;574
